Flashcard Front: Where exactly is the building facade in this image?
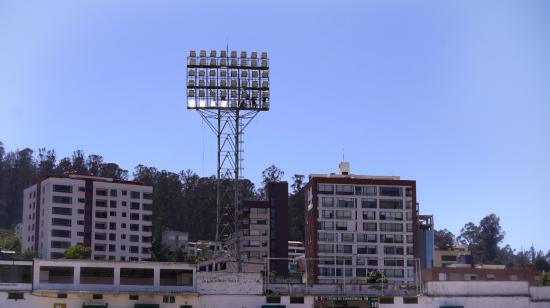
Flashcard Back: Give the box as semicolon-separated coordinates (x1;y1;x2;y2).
21;174;153;261
162;230;189;253
304;163;417;284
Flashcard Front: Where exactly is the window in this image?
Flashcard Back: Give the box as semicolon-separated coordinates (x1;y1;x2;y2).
130;191;140;199
142;203;152;211
318;244;334;253
367;246;377;254
110;190;118;197
320;197;334;207
318;221;334;230
92;294;103;299
337;198;354;208
143;193;153;200
356;186;377;196
379;211;403;221
109;223;116;230
130;202;140;210
53;185;72;193
96;200;107;207
129;246;139;253
78;186;85;192
379;199;403;209
405;187;413;197
109;211;116;217
380;234;404;243
95;233;107;241
380;297;395;304
367;258;378;266
361;198;377;208
319;267;335;276
407;223;413;232
336;210;352;219
109;201;117;208
380;223;403;232
52;196;72;204
441;255;457;262
379;187;402;197
363;222;377;231
129;294;139;301
77;209;85;214
384;246;404;255
57;293;67;298
336;245;352;253
266;296;281;303
290;297;304;304
122;190;127;196
385;269;404;278
130;213;140;220
403;297;418;304
318;232;336;242
358;233;377;243
122;201;127;206
51;241;71;249
95;189;108;196
130;224;140;231
51;207;72;215
335;185;354;195
335;222;348;231
95;211;107;219
363;211;376;220
130;235;139;242
341;233;354;242
52;218;71;227
78;198;85;203
384;258;404;266
162;296;175;303
318;184;334;194
51;229;71;238
95;222;106;229
321;210;334;219
7;292;24;300
356;268;367;277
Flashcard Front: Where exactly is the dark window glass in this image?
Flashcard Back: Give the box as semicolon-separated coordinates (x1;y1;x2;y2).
52;196;72;204
53;185;72;193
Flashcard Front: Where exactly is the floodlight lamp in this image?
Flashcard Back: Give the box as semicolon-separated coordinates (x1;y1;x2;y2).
190;50;196;57
231;50;237;58
251;51;257;59
210;50;217;57
221;100;228;108
200;50;206;57
240;51;247;58
220;50;227;57
261;51;267;59
210;101;217;108
199;100;207;107
188;99;196;108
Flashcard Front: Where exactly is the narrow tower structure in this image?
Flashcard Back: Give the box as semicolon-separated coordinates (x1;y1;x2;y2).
186;49;270;271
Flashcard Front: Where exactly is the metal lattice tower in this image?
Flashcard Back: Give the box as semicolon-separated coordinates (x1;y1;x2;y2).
186;49;270;271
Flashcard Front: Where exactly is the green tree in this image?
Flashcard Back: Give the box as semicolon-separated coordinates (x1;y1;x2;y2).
262;165;284;184
434;229;456;249
458;214;505;264
63;245;92;259
0;229;21;253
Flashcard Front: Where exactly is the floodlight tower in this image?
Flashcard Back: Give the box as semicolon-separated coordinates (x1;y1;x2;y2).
186;49;270;271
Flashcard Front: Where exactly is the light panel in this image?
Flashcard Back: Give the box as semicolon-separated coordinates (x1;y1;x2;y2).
186;50;270;111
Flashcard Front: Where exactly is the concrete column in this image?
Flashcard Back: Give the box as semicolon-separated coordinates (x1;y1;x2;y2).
153;268;160;290
73;265;80;288
114;267;121;287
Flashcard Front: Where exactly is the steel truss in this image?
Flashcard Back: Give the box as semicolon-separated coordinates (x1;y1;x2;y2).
197;108;260;272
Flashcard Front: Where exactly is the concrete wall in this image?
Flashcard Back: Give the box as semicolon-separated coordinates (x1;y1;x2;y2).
425;280;529;296
529;286;550;301
196;272;263;294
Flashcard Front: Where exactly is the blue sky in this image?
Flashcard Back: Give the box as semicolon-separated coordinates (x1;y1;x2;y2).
1;0;549;252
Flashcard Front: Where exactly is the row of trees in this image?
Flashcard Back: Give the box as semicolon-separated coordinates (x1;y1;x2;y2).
1;142;548;270
434;214;550;271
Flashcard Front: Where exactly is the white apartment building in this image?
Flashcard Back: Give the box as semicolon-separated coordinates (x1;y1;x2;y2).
304;163;417;284
21;174;153;261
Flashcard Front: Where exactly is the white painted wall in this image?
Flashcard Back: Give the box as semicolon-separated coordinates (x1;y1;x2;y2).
425;281;529;296
196;272;263;294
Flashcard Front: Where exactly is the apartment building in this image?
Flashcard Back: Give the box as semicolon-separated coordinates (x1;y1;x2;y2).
288;241;305;260
304;162;417;284
21;174;153;261
238;182;289;274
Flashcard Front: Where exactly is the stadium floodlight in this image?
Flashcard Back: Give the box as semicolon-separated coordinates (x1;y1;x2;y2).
186;49;270;272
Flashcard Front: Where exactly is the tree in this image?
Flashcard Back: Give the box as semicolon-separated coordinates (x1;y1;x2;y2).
533;252;550;272
458;214;505;264
262;165;284;184
63;245;92;259
37;148;56;177
288;174;306;241
0;229;21;253
71;150;89;174
434;229;455;249
86;154;104;176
